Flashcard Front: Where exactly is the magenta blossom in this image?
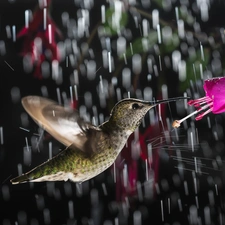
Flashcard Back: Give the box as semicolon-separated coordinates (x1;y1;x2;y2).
173;77;225;127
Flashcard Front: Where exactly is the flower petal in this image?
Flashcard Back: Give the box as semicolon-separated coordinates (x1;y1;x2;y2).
204;77;225;113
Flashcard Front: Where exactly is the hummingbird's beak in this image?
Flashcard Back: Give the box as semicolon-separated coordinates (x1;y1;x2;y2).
149;96;189;106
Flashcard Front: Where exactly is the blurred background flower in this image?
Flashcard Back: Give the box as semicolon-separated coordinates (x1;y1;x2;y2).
16;0;61;79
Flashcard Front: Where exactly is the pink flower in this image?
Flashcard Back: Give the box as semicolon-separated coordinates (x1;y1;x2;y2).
173;77;225;127
17;1;61;79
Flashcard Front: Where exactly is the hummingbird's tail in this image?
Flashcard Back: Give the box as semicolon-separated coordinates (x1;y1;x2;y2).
10;145;81;184
10;173;31;184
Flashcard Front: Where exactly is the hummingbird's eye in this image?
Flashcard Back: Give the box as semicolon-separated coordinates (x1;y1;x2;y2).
132;103;140;110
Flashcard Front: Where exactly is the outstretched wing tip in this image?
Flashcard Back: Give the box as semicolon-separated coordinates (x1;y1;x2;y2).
20;95;101;154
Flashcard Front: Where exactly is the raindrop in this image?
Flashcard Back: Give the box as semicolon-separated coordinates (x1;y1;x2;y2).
41;61;50;79
52;60;59;81
12;25;16;42
5;25;11;39
161;84;168;100
204;206;211;225
168;198;171;214
208;190;215;206
177;20;185;39
50;187;60;201
172;174;181;187
142;19;149;37
84;92;93;108
10;86;20;103
122;68;131;89
145;180;156;200
117;36;126;57
152;9;159;29
141;0;150;8
193;176;198;194
157;24;161;44
136;181;143;202
189;205;198;224
108;51;112;73
68;200;74;219
57;41;65;61
43;208;51;225
162;0;172;11
186;32;194;46
200;2;209;22
101;5;106;23
143;87;152;101
130;42;134;55
211;58;222;75
73;70;79;86
103;220;113;225
0;40;6;56
172;50;181;72
200;43;205;61
23;54;33;73
178;60;186;81
91;188;99;206
133;211;142;225
184;180;189;196
102;50;108;69
61;12;69;27
47;182;55;197
147;57;153;73
76;183;83;197
161;179;169;192
162;26;172;44
2;185;10;201
48;24;52;44
23;145;31;166
116;88;122;101
35;194;45;211
177;199;183;211
87;60;96;80
152;65;158;78
175;6;179;21
17;163;23;176
122;164;128;188
30;218;39;225
17;211;27;225
49;142;52;159
160;200;164;222
132;54;142;74
201;141;212;158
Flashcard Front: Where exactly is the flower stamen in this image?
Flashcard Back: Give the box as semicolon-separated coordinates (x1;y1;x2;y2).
172;101;213;128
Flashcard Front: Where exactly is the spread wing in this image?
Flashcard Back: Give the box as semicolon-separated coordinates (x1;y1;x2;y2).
22;96;102;153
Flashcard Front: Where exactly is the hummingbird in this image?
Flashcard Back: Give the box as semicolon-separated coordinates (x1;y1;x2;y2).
11;95;187;184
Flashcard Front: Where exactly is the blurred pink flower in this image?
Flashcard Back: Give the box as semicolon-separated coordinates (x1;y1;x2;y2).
17;1;61;78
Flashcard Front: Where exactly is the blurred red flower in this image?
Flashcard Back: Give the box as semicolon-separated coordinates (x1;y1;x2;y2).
17;0;61;78
115;100;168;201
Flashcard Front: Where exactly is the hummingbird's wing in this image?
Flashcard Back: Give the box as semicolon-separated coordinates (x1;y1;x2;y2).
22;96;102;153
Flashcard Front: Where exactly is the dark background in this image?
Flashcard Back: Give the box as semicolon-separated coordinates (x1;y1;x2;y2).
1;0;225;225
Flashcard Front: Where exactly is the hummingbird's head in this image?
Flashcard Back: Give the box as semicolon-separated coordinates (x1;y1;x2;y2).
109;97;188;133
109;98;154;132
